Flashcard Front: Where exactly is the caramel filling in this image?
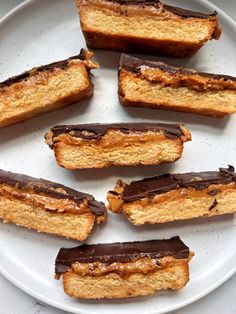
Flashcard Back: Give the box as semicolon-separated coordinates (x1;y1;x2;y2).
83;0;197;20
81;50;99;69
137;67;236;92
0;184;88;214
71;256;178;277
52;129;184;148
107;180;125;213
148;182;236;204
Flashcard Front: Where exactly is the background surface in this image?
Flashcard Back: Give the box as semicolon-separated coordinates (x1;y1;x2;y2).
0;1;236;313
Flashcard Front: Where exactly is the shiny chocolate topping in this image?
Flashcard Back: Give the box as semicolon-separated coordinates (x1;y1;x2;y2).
0;169;105;216
50;123;185;140
0;49;87;89
55;236;189;275
106;0;216;19
122;166;236;202
120;54;236;83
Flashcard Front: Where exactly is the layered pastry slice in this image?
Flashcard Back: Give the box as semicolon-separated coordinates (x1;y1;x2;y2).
0;49;98;128
0;169;106;240
55;236;193;299
107;166;236;226
45;123;191;169
77;0;221;57
119;54;236;117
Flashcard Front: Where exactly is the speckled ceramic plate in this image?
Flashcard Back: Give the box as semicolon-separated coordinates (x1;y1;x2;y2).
0;0;236;313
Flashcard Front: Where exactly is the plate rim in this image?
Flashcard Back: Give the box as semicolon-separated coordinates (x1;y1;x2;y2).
0;0;236;313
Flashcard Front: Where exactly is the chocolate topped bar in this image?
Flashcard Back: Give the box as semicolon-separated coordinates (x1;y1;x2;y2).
122;166;236;202
55;236;190;275
46;122;191;169
106;0;216;19
120;54;236;83
0;169;105;216
49;123;186;140
0;49;88;89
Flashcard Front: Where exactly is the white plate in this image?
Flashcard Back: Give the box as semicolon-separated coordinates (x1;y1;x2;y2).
0;0;236;313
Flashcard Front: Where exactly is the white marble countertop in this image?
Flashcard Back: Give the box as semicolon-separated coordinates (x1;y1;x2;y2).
0;1;236;313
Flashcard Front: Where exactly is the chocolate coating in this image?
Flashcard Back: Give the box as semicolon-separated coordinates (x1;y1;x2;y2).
55;236;189;275
0;169;105;216
107;0;216;19
50;123;185;140
122;166;236;202
120;54;236;83
163;4;216;19
0;49;87;89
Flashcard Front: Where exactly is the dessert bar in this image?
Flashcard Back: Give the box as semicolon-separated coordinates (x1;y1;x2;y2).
45;123;191;169
0;169;106;240
55;236;193;299
108;166;236;225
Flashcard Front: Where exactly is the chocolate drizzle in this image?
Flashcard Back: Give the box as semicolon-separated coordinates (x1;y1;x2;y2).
122;166;236;202
55;236;190;275
0;169;105;216
106;0;216;19
120;54;236;83
50;123;185;140
0;49;87;89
